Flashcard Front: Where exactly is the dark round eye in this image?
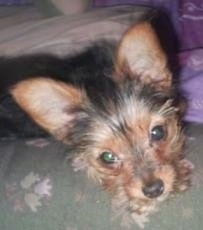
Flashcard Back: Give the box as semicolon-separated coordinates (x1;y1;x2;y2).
100;151;119;164
150;125;165;141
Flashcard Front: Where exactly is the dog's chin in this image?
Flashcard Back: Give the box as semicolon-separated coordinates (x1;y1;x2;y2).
109;161;193;228
110;185;172;228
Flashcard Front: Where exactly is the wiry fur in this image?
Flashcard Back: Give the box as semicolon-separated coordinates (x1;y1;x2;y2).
0;22;193;227
70;79;189;227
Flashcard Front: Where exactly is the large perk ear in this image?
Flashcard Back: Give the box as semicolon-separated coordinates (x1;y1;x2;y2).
115;22;172;91
10;77;86;140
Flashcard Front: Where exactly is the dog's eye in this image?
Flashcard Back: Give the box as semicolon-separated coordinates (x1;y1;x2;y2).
150;125;165;141
100;151;119;164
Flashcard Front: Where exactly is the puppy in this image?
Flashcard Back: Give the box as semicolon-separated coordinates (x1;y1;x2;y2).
0;22;193;227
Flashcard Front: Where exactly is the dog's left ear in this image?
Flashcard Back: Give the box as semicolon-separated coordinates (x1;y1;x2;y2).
115;22;172;91
10;77;86;140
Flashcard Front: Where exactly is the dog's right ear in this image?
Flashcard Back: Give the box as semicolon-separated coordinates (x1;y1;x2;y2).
10;77;86;140
114;22;172;91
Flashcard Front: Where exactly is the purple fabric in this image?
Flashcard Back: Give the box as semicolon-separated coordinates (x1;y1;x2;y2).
179;49;203;123
180;1;203;50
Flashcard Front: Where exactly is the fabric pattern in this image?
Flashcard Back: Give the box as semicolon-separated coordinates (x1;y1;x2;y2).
179;49;203;123
180;0;203;50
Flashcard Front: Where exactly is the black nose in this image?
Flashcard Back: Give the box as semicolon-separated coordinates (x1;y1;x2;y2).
142;179;164;198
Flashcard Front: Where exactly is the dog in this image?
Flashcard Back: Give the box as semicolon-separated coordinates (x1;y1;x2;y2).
0;21;193;228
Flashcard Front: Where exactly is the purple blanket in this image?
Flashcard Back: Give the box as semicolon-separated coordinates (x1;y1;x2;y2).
95;0;203;123
179;50;203;123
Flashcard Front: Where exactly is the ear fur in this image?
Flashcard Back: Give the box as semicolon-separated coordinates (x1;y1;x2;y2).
10;77;85;140
115;22;172;91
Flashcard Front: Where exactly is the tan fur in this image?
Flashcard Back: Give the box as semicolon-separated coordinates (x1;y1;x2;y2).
10;77;85;139
73;104;191;227
8;22;193;228
115;22;172;91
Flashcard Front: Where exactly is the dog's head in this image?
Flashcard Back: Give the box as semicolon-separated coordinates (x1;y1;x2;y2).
10;22;192;220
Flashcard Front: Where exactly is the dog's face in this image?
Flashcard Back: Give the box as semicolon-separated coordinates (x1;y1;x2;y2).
70;79;188;217
10;22;192;226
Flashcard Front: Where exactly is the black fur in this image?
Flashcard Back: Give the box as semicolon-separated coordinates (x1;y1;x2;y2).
0;40;173;140
0;41;117;138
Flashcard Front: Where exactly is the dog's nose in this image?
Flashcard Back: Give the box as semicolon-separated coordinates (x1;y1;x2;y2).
142;179;164;198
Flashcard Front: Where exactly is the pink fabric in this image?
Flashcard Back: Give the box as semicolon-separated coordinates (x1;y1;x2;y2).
94;0;203;51
94;0;180;37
